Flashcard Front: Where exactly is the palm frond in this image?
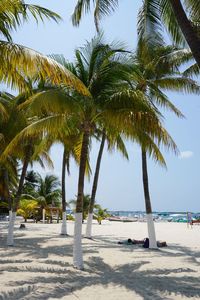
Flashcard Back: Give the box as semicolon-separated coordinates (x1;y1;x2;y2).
0;115;68;161
137;0;163;45
0;41;90;95
0;0;61;41
107;133;129;160
154;77;200;94
22;4;61;23
18;89;81;116
72;0;118;31
183;63;200;77
148;84;184;117
185;0;200;23
160;0;186;46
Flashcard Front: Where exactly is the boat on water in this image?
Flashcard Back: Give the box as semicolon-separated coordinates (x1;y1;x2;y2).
108;216;138;222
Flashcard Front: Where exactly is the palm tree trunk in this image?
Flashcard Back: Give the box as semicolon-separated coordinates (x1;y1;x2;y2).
3;169;13;228
61;148;67;235
73;130;89;269
4;169;12;211
169;0;200;67
7;147;31;246
85;131;106;238
141;149;157;249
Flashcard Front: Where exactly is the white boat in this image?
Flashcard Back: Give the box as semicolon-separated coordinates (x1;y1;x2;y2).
108;216;138;222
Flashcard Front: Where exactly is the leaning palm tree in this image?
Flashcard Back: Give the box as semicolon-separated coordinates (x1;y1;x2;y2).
72;0;200;68
85;131;106;238
0;92;58;245
0;93;19;211
0;92;27;232
5;137;56;246
44;125;83;236
85;128;128;238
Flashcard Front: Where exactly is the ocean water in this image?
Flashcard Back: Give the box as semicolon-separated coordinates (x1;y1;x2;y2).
108;211;200;222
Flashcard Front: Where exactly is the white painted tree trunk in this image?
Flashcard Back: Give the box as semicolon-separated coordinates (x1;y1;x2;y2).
7;211;16;246
42;209;45;224
146;213;157;249
61;212;67;235
85;213;93;238
73;213;83;269
9;210;12;221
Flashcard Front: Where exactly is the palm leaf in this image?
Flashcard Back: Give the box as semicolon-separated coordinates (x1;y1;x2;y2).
137;0;163;45
0;41;90;95
160;0;186;46
72;0;119;31
183;63;200;77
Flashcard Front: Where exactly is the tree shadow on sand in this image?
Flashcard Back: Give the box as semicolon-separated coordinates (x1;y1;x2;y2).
0;231;200;299
0;257;200;300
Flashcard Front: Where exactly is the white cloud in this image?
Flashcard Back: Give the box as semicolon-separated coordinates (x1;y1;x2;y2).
179;151;194;159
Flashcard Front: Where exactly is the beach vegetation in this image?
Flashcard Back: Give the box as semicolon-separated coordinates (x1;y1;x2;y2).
17;199;38;222
93;206;110;225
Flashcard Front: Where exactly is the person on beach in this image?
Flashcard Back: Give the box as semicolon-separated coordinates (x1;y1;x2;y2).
118;238;167;248
118;238;145;245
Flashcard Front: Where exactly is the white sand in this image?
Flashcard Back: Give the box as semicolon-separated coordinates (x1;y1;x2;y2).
0;219;200;300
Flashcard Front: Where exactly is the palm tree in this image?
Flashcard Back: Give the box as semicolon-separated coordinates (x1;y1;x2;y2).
85;131;106;238
72;0;200;68
17;199;38;222
69;194;101;221
132;126;177;248
7;36;158;268
61;147;68;234
0;92;59;245
126;41;200;248
17;172;62;224
5;138;56;245
0;93;19;211
85;128;129;238
45;125;82;235
21;172;62;223
23;170;40;197
36;174;61;207
93;205;110;224
60;134;82;235
0;93;27;231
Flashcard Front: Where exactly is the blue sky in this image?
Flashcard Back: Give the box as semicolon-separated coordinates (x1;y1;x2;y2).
7;0;200;212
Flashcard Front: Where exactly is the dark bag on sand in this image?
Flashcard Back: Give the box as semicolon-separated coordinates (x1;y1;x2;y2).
143;238;149;248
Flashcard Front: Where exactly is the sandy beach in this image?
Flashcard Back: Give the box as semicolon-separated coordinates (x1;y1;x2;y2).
0;219;200;300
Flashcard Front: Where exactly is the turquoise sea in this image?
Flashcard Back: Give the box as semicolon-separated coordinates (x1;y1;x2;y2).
108;211;200;222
